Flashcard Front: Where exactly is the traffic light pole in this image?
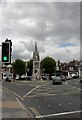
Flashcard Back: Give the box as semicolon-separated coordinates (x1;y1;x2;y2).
25;61;27;80
0;44;3;80
1;39;13;81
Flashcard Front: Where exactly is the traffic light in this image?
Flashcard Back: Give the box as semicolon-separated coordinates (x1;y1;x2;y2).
5;39;12;64
1;42;10;63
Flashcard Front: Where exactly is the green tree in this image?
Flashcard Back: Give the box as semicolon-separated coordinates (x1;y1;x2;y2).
27;59;33;76
41;57;56;79
12;59;25;79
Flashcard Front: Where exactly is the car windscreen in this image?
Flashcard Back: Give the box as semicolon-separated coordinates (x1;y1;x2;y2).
55;77;61;81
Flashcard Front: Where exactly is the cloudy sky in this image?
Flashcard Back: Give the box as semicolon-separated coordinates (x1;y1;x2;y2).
0;0;80;62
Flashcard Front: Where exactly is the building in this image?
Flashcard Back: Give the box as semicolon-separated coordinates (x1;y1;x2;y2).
59;60;80;77
32;42;41;80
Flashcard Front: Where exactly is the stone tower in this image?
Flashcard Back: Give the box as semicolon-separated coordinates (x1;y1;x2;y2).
32;42;41;80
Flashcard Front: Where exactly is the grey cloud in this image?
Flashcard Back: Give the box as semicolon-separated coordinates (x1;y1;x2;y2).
12;51;31;60
1;2;80;62
53;51;80;63
66;49;71;53
19;40;34;52
12;42;32;60
2;2;80;41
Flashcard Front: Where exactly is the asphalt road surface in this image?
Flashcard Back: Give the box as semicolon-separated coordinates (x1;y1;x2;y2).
2;78;82;119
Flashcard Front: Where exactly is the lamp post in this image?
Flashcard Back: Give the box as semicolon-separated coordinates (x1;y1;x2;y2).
7;64;13;81
7;64;12;74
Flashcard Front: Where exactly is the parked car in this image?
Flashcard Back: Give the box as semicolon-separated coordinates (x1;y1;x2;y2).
5;77;12;82
27;76;32;80
72;75;79;79
42;76;48;80
71;73;76;77
53;76;62;85
4;74;13;82
51;75;56;80
16;75;32;80
16;76;19;80
66;76;72;80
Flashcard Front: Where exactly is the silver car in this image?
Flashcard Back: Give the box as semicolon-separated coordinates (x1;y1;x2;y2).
53;76;62;85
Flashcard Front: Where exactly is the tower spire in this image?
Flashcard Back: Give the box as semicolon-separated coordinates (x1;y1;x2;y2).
32;41;41;81
35;42;38;53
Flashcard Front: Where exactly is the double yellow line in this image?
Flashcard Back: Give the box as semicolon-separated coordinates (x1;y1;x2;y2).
29;107;45;120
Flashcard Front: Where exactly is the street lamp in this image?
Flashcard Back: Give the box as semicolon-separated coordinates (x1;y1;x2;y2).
7;64;12;74
7;64;13;81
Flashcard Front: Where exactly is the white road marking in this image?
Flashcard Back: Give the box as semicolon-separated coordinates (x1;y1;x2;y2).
21;81;30;83
48;105;50;107
35;110;82;118
16;97;25;110
65;82;80;90
45;93;55;96
30;85;37;87
23;85;41;98
63;90;79;95
59;104;61;106
48;88;53;90
29;107;45;120
3;87;24;101
14;93;24;101
69;102;71;105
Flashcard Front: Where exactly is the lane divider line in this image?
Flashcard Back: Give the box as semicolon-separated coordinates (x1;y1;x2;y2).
16;98;34;118
65;82;81;90
30;107;38;116
16;97;26;110
35;110;82;118
14;92;24;101
23;85;41;98
2;87;24;101
62;90;80;95
33;108;42;118
29;107;45;120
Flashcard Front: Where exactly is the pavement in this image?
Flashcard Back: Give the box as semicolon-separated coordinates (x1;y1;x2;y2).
0;81;2;120
1;84;34;119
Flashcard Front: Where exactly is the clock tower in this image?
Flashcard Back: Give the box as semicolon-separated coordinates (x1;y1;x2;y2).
32;42;41;80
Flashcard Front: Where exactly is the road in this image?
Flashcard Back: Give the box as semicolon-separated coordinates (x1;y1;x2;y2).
2;78;81;119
